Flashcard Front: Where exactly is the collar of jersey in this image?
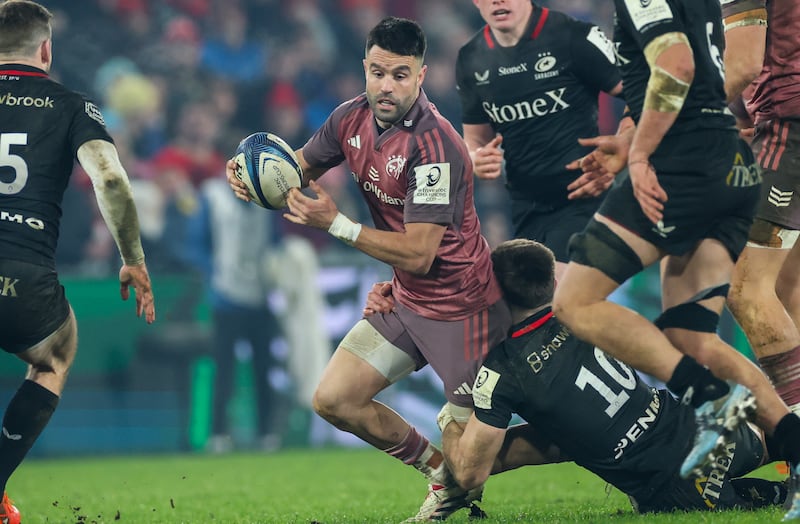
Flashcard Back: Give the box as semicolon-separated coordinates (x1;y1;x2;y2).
0;63;48;77
482;6;550;49
510;307;553;338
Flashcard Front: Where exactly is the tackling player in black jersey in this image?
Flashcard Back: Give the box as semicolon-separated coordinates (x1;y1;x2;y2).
551;1;800;519
456;0;622;278
0;2;155;521
438;239;787;514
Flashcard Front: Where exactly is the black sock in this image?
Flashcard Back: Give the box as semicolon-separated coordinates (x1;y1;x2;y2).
773;413;800;467
0;380;59;494
666;356;730;408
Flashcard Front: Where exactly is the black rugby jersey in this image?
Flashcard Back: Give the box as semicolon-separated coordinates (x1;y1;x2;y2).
456;6;620;208
613;0;736;136
0;64;112;268
472;307;694;502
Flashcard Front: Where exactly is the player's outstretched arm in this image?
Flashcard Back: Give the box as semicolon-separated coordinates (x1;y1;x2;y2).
77;139;155;323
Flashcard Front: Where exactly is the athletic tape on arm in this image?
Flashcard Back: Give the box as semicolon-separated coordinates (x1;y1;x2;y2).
642;32;691;113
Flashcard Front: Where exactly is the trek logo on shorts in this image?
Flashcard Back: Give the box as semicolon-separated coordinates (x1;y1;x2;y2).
0;275;19;297
693;441;736;509
726;152;761;188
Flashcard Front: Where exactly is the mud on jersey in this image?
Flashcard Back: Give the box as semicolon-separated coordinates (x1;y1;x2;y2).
456;6;620;208
0;64;112;268
613;0;736;137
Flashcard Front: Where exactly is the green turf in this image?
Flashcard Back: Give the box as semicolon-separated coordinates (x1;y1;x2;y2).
7;448;789;523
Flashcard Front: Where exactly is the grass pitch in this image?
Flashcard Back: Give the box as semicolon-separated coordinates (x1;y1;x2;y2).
9;447;788;523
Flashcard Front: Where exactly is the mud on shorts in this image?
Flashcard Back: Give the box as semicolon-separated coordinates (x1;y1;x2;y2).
0;259;70;354
632;423;767;513
511;196;601;263
574;130;760;282
356;299;511;408
749;118;800;243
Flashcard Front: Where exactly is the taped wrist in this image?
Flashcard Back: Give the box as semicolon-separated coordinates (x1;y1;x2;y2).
437;403;455;432
328;212;362;245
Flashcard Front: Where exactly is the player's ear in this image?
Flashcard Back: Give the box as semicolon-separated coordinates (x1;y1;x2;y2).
40;39;52;69
417;63;427;86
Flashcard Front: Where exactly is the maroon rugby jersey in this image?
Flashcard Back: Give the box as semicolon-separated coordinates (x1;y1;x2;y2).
303;90;502;321
724;0;800;122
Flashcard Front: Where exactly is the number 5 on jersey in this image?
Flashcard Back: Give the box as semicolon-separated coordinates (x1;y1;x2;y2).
0;133;28;195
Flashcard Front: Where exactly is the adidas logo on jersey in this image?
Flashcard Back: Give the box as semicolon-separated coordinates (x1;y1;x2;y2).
347;135;361;149
0;93;54;108
453;382;472;396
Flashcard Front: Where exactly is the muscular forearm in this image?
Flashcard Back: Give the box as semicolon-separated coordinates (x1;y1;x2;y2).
77;140;145;265
441;420;492;490
351;224;443;275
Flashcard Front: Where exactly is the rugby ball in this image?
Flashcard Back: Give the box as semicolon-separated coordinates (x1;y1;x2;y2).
233;132;303;209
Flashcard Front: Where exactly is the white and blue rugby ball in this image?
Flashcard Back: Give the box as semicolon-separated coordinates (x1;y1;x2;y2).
233;132;303;209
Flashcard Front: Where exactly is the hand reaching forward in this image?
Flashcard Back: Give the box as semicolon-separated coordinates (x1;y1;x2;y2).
566;135;629;199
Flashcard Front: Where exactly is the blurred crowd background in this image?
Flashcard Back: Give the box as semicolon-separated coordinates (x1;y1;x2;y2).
0;0;702;456
44;0;618;274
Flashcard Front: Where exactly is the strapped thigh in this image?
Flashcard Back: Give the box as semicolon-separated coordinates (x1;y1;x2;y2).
568;219;644;284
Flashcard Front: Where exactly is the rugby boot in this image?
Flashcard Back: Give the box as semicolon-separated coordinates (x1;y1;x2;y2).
680;383;757;479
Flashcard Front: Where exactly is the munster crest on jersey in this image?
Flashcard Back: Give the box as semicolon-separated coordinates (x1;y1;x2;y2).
386;154;407;179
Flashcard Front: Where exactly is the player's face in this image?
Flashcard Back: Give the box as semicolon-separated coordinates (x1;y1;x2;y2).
363;45;426;129
473;0;533;32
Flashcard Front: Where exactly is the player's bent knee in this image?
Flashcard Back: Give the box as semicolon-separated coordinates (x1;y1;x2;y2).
21;308;77;377
655;285;728;334
567;219;643;285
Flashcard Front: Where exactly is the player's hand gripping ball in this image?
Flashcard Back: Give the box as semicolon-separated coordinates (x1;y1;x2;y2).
233;132;303;209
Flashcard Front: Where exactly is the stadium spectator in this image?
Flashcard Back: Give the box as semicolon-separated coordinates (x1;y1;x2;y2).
439;239;789;513
199;1;266;83
226;16;511;521
456;0;622;279
182;167;288;454
720;1;800;517
551;2;800;519
0;2;155;522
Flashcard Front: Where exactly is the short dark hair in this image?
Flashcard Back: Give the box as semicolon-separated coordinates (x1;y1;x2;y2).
365;16;426;60
0;0;52;56
491;239;556;310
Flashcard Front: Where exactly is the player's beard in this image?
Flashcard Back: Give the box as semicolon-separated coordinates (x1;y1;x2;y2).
367;92;413;129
